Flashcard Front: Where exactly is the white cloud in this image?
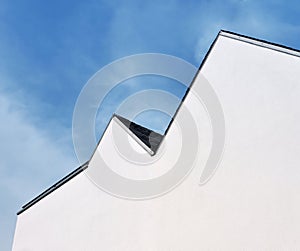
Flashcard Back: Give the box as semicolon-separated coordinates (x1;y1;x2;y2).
0;88;77;250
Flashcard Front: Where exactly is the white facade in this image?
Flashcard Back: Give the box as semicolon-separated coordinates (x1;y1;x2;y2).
13;31;300;250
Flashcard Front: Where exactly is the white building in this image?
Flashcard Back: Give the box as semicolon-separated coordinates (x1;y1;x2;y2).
13;30;300;250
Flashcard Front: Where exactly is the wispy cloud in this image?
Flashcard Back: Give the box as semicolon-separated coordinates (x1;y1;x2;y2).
0;86;77;250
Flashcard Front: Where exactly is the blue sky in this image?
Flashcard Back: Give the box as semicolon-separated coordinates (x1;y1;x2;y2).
1;0;300;249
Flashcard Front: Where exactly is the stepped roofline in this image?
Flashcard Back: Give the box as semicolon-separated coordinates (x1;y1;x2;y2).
17;30;300;215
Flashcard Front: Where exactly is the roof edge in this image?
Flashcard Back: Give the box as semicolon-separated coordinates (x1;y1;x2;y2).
220;30;300;57
164;29;221;135
17;161;89;215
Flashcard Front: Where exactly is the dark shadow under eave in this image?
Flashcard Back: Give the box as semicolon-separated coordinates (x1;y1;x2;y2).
114;114;164;155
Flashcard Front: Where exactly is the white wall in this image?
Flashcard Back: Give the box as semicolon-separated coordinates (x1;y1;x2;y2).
13;33;300;250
